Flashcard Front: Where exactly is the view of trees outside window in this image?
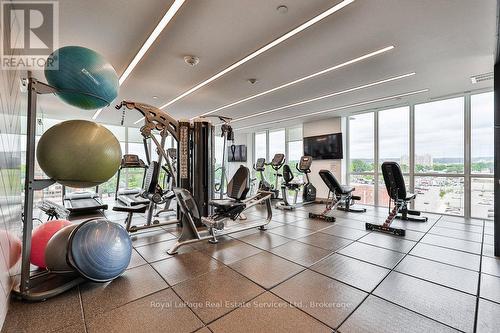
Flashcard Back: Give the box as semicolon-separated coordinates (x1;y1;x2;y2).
414;97;464;215
348;93;493;219
349;112;374;204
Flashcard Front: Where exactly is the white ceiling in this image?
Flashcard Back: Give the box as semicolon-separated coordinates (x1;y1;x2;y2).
33;0;497;133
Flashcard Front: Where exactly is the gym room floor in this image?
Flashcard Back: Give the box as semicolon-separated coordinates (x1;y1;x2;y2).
3;202;498;333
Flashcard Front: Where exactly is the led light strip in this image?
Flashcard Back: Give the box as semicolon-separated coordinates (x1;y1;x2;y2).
159;0;356;111
231;72;415;123
93;0;186;120
234;89;430;131
196;45;395;120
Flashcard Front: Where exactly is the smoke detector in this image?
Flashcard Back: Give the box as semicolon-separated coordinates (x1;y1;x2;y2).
276;5;288;14
247;78;258;84
470;72;493;84
184;55;200;66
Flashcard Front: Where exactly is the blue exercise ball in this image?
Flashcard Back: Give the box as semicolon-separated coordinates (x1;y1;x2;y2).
68;219;131;282
44;46;119;110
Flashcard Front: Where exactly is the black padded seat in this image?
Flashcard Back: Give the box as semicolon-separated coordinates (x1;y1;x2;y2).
209;200;246;211
113;204;148;213
404;193;417;201
319;170;354;195
381;161;412;201
210;165;250;215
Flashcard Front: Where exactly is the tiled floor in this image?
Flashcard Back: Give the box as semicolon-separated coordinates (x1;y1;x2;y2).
3;203;499;333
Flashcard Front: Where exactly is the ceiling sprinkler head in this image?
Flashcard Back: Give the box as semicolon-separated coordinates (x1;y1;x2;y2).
247;78;258;84
184;55;200;66
276;5;288;14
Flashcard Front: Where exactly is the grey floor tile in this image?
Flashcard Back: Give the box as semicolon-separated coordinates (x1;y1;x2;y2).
296;232;352;251
80;264;168;318
270;240;332;267
194;238;263;265
429;226;482;242
410;243;480;271
127;248;147;269
135;238;195;263
130;228;177;247
480;273;500;303
435;220;484;234
151;251;223;286
421;233;485;254
481;256;500;277
272;270;366;329
333;217;368;230
483;234;494;245
395;255;479;294
85;288;203;333
339;295;459;333
358;232;416;253
390;219;433;233
271;213;306;224
321;225;369;240
374;272;476;332
338;242;405;269
209;292;332;333
311;253;389;292
54;322;87;333
173;266;264;324
229;252;304;289
476;298;500;333
290;218;332;231
268;224;315;239
482;244;496;258
236;231;291;250
2;289;83;333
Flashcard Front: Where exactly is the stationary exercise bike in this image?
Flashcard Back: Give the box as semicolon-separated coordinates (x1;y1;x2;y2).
276;156;316;210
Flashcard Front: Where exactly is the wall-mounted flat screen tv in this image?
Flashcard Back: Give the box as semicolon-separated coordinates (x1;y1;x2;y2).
303;133;343;160
228;145;247;162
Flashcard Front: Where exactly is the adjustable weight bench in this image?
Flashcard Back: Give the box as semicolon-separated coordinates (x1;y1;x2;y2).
365;161;428;236
309;170;366;222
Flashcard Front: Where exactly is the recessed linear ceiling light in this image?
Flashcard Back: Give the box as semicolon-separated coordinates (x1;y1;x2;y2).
159;0;355;110
195;45;395;120
230;72;415;123
92;0;186;120
233;88;429;131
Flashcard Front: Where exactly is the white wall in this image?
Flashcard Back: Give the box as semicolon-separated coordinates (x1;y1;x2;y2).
303;117;344;199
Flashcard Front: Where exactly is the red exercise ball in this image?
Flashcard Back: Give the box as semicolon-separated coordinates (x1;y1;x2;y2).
30;220;71;268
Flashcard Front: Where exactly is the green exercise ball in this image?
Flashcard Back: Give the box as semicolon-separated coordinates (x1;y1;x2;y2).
36;120;121;188
45;46;119;110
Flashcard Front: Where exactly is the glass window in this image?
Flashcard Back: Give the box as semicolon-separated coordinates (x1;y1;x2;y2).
254;132;267;161
350;174;375;205
471;177;494;219
288;141;303;166
268;129;286;159
414;176;464;216
471;92;494;174
415;98;464;174
349;113;374;172
379;107;409;173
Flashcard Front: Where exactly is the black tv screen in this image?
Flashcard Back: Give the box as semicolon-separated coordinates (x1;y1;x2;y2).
303;133;343;160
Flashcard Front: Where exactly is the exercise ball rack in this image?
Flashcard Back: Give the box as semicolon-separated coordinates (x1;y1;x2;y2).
12;72;102;301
